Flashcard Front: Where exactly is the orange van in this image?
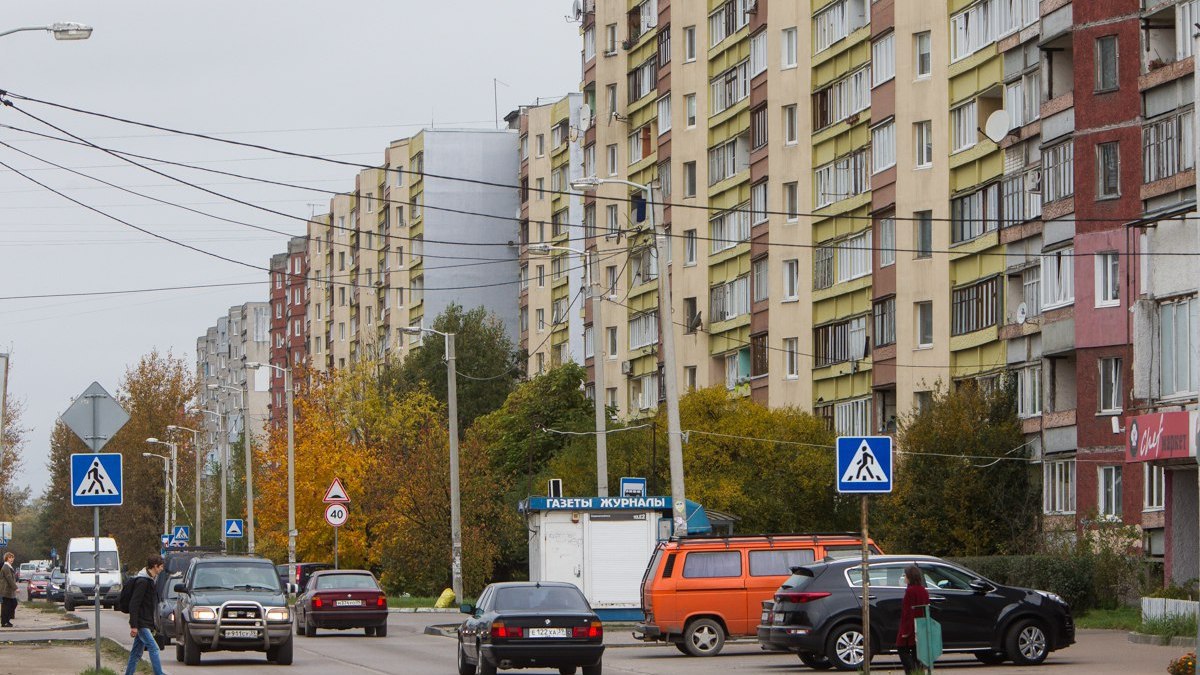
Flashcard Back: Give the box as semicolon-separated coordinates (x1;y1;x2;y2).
633;533;880;656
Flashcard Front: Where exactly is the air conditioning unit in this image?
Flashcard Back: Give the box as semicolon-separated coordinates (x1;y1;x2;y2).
621;360;633;375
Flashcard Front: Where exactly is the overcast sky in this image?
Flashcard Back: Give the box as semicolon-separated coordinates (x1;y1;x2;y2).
0;1;581;494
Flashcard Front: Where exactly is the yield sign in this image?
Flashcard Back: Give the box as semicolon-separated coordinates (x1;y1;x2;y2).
323;477;350;503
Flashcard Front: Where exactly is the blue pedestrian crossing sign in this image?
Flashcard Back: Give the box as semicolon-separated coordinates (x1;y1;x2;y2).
70;453;123;506
836;436;893;494
225;519;244;538
171;526;190;546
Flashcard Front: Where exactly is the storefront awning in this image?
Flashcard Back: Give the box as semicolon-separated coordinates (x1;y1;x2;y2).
1125;411;1198;463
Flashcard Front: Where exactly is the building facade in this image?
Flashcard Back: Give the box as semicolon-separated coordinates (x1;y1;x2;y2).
268;236;309;427
195;302;272;452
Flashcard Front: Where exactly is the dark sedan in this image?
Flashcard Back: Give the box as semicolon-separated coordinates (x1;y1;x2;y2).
295;570;388;637
457;582;604;675
47;569;66;602
758;555;1074;671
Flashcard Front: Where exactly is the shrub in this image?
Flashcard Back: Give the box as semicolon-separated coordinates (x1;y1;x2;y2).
950;555;1095;612
1143;615;1199;641
1152;582;1199;601
1167;652;1196;675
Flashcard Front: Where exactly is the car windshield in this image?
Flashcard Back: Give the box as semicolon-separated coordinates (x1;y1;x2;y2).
493;586;589;612
314;573;378;590
68;551;119;572
191;563;280;592
33;573;50;581
51;571;65;582
20;564;35;571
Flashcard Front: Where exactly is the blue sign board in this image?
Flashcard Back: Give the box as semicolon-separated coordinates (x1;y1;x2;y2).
225;519;244;538
0;539;7;548
618;477;647;498
160;533;171;548
524;496;669;511
70;453;123;507
836;436;893;494
171;526;190;545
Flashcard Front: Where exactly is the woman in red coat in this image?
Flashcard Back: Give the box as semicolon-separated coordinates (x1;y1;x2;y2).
896;564;931;674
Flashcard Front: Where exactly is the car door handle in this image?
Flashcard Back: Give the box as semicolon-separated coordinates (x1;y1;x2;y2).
929;596;946;602
858;595;877;600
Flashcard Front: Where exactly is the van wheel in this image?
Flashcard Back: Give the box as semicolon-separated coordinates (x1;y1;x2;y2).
799;651;833;669
64;597;74;612
824;623;866;671
682;618;725;656
1006;619;1048;665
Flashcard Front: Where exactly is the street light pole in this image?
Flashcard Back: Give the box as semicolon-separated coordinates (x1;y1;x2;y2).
142;452;170;537
168;425;203;546
246;362;294;583
572;176;687;532
0;22;93;40
201;409;226;549
146;439;178;531
211;383;254;552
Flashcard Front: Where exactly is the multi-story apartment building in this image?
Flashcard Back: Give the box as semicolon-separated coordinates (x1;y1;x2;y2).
268;236;309;427
195;302;272;452
305;129;520;373
511;95;588;376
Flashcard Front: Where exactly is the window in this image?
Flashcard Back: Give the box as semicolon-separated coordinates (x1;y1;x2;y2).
708;0;751;47
1145;464;1166;511
1041;247;1074;310
628;57;658;103
783;105;798;144
1098;465;1123;519
1098;357;1123;413
709;203;751;253
684;229;697;264
606;84;618;114
1095;252;1119;307
584;145;595;178
1094;36;1118;93
536;134;545;157
1005;69;1041;128
1143;109;1195;183
709;275;751;322
814;148;870;208
605;23;618;53
783;182;798;221
751;333;769;377
685;366;698;391
878;217;895;266
629;311;659;349
684;297;699;333
628;128;645;164
782;27;798;68
915;121;933;167
872;33;895;86
784;338;800;378
658;159;671;199
872;119;896;173
951;276;1001;335
835;231;872;282
584;26;596;62
751;106;768;149
1043;141;1074;203
753;258;769;302
657;96;672;134
657;23;671;65
950;0;1023;62
812;66;871;130
605;205;619;237
685;94;697;127
750;30;768;76
684;25;696;61
606;144;618;176
834;398;871;435
815;0;869;53
873;296;896;346
917;301;933;347
683;551;741;578
783;259;799;300
1044;460;1076;514
1002;168;1043;226
683;161;697;197
709;59;751;115
814;315;868;367
1017;364;1042;417
536;308;545;332
606;326;618;357
813;246;834;290
1096;142;1120;199
751;182;768;224
915;31;931;77
1159;297;1197;397
708;133;749;185
951;101;977;153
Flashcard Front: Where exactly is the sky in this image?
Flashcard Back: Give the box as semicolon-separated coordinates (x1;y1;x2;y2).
0;1;582;494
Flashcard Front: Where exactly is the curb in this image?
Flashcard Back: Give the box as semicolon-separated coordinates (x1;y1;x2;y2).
391;607;462;613
0;613;88;634
1128;631;1196;648
425;624;458;637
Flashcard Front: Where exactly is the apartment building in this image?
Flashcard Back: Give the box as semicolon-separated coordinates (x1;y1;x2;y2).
267;235;309;427
511;95;588;376
305;129;521;373
195;302;272;452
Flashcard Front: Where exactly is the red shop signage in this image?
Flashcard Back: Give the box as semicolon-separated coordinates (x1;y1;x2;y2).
1126;412;1195;462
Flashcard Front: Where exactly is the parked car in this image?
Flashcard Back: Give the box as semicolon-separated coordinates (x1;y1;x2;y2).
27;572;50;599
294;569;388;637
757;555;1075;671
173;555;296;665
47;569;66;602
457;582;604;675
634;533;880;656
152;572;185;648
17;562;35;582
276;562;333;594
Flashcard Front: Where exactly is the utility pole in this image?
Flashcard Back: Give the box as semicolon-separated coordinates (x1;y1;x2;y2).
242;380;255;553
446;333;463;603
286;367;295;586
591;252;609;497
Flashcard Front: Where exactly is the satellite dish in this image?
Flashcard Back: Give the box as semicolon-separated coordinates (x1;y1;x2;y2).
1016;302;1028;324
984;110;1011;144
578;105;592;132
571;0;583;21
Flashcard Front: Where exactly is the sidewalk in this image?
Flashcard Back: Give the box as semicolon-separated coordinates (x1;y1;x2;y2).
0;640;144;675
0;602;87;634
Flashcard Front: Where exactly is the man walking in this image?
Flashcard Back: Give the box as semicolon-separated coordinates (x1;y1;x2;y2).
0;552;17;627
125;554;166;675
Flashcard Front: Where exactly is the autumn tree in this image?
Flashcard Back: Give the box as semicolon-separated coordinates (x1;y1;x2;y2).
878;379;1039;556
0;397;29;523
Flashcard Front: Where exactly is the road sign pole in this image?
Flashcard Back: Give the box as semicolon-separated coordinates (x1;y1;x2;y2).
90;391;100;675
334;526;338;570
861;494;870;675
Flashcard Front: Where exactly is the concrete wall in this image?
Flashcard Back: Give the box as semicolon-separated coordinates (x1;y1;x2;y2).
1167;467;1199;584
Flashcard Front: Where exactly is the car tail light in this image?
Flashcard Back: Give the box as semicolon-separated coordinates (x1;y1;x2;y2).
572;620;603;639
376;595;386;607
775;592;831;604
313;596;323;608
491;621;523;639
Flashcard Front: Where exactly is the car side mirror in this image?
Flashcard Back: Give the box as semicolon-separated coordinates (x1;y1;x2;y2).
460;603;474;615
969;581;991;594
173;583;187;594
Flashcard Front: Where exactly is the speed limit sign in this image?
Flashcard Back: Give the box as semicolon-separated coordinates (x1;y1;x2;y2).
324;502;348;527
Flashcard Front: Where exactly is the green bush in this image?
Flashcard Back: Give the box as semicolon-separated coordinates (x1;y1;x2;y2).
1150;582;1199;601
950;555;1096;612
1141;614;1198;641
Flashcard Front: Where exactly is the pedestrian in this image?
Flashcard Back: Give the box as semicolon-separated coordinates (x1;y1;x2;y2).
0;552;17;627
896;564;931;675
125;554;166;675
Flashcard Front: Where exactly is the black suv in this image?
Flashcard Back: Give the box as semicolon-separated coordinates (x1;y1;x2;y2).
173;555;296;666
757;555;1074;671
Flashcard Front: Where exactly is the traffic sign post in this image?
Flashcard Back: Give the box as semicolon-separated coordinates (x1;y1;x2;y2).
324;503;348;569
170;525;190;547
836;436;894;675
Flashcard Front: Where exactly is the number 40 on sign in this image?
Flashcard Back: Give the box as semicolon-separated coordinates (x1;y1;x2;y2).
325;503;348;527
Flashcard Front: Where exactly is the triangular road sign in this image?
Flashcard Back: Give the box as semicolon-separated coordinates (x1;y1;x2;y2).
225;519;243;537
75;457;119;496
323;477;350;503
840;440;888;483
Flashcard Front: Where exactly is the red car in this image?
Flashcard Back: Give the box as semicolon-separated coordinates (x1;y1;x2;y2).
294;570;388;637
28;572;50;599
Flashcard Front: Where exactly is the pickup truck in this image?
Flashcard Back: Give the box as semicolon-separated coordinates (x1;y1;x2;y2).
173;555;296;666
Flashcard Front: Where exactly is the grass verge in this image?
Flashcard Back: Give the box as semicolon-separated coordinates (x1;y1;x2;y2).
388;595;475;609
22;599;68;615
1074;605;1141;631
1140;614;1198;641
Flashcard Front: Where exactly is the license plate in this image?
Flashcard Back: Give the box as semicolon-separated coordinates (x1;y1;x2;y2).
335;599;364;607
224;629;257;639
527;627;568;638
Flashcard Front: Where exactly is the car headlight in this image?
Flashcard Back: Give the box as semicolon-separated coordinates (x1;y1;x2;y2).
169;612;175;622
191;607;218;621
265;607;291;622
68;585;81;594
110;583;121;592
1035;590;1067;606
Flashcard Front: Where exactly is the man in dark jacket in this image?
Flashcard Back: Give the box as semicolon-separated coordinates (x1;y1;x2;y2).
125;554;165;675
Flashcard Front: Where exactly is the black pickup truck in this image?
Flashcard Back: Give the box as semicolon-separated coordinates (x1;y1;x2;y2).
173;555;297;666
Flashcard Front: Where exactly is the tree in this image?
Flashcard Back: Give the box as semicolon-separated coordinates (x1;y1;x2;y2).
878;379;1039;556
0;397;28;524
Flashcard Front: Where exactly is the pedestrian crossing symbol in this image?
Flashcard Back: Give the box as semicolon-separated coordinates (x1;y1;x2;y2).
70;453;123;507
836;436;893;494
225;519;244;538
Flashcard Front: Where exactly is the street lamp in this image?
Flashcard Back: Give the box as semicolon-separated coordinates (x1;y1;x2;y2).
0;22;93;41
167;424;203;546
210;383;254;553
145;438;178;532
200;408;226;549
398;325;464;603
570;174;688;534
529;242;609;497
245;362;294;585
142;452;170;539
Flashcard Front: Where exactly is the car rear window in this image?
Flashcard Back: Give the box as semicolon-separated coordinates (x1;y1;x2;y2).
682;551;741;578
779;570;816;591
494;586;589;612
749;549;816;576
315;573;379;590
